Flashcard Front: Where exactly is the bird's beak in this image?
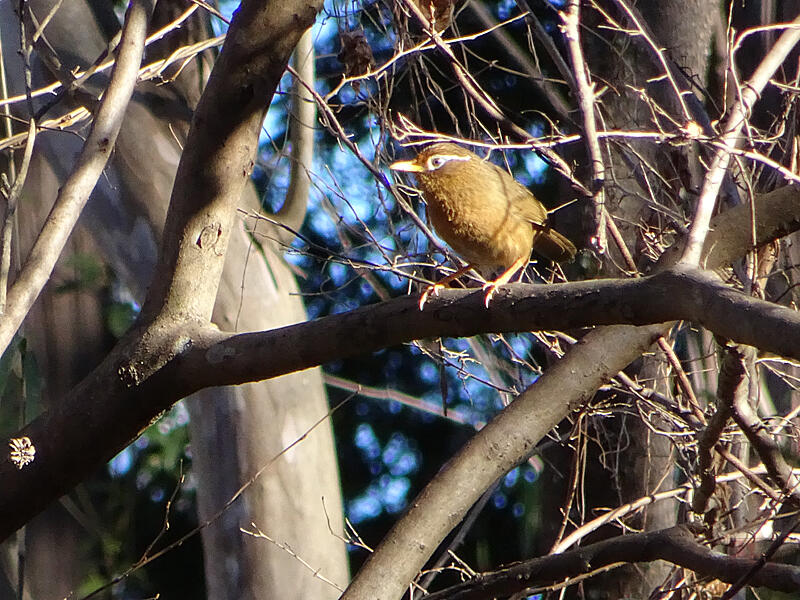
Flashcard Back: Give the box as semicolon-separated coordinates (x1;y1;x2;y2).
389;159;423;173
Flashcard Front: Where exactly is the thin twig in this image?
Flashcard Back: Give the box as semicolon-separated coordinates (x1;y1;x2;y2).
0;5;211;112
0;119;35;314
714;446;783;504
241;523;345;592
548;415;587;553
0;0;155;355
657;337;705;423
514;0;577;94
551;466;800;554
561;0;607;252
399;0;592;197
692;376;732;515
724;345;800;504
611;0;693;123
719;515;800;600
323;373;473;426
682;18;800;266
470;1;571;121
17;0;34;119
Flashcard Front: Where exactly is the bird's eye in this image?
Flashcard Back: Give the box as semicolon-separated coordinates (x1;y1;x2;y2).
428;156;447;169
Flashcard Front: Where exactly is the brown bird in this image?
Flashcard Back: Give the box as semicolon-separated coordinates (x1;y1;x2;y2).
390;143;576;308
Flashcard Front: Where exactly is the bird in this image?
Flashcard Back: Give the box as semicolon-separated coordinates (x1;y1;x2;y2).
390;142;576;309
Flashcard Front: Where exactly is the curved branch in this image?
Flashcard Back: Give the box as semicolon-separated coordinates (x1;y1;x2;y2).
724;346;800;501
1;182;799;543
0;0;155;354
138;0;320;324
340;181;800;599
274;27;316;242
341;322;669;599
180;266;800;390
420;526;800;600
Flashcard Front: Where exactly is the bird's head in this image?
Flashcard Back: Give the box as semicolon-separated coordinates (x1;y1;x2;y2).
389;143;478;177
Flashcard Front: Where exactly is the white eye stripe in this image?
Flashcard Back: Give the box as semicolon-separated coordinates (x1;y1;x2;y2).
426;154;471;170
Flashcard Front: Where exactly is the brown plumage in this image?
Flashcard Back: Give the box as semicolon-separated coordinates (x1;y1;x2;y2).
390;143;576;308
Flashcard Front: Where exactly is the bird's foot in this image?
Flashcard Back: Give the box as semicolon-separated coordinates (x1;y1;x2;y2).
419;283;446;310
481;281;501;307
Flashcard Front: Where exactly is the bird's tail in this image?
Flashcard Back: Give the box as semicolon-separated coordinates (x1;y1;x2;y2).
532;227;577;262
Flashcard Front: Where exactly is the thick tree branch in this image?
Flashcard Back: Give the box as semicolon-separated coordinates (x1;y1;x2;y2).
139;0;320;324
178;266;800;391
1;183;799;543
0;0;155;354
0;0;323;541
341;320;670;600
340;181;800;600
419;526;800;599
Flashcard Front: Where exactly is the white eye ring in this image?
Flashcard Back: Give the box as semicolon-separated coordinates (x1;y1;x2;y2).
426;154;468;170
428;156;447;169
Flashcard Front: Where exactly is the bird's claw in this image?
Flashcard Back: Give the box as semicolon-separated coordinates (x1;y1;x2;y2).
419;283;445;310
482;281;500;308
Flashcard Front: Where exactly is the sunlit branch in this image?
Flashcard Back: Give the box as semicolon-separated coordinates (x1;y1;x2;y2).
0;0;155;355
682;18;800;266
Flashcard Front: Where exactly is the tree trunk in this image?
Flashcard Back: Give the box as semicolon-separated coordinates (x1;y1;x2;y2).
0;0;348;597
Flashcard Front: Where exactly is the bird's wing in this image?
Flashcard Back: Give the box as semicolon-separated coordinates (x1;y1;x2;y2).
496;167;548;225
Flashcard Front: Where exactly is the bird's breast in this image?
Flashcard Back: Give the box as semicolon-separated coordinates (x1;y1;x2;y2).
422;184;534;273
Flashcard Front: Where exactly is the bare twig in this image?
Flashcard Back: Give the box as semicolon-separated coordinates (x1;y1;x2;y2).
552;467;795;554
17;0;34;119
692;396;731;515
288;65;445;253
561;0;607;252
399;0;502;115
241;523;345;592
0;0;154;355
658;336;705;423
610;0;693;123
514;0;576;94
423;525;800;599
469;1;571;121
323;373;473;426
324;12;528;102
714;445;783;504
0;119;35;314
398;0;592;197
724;345;800;504
682;18;800;266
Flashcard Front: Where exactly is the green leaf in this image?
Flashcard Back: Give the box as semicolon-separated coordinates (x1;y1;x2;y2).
106;302;137;338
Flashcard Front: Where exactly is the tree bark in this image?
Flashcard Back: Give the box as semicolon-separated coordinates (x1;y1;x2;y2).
0;0;347;597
